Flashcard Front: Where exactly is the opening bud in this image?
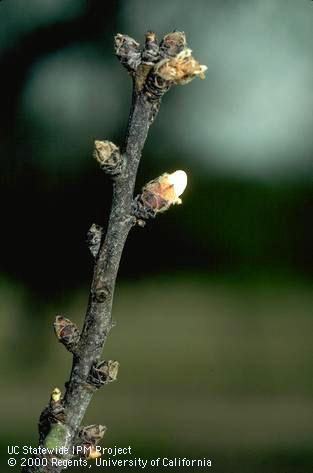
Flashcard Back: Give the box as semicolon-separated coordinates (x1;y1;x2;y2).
140;170;188;214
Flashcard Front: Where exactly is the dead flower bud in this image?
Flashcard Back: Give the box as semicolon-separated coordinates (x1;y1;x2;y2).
87;223;103;259
93;140;122;175
114;34;141;71
141;31;159;65
97;360;120;383
54;315;80;352
141;170;188;214
155;48;207;85
80;424;107;444
88;360;120;387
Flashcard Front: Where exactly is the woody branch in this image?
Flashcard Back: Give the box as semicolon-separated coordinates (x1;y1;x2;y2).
23;30;206;473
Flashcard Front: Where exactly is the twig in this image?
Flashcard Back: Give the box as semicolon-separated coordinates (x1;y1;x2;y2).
22;30;206;473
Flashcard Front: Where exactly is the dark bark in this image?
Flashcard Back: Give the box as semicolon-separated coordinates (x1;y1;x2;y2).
62;90;156;432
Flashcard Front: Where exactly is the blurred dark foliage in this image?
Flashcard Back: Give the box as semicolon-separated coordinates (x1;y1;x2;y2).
0;0;119;161
1;0;313;299
1;164;313;298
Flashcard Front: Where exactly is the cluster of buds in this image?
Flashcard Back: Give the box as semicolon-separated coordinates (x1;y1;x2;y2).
115;30;207;99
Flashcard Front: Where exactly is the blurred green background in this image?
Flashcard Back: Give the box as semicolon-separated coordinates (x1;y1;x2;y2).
1;1;313;472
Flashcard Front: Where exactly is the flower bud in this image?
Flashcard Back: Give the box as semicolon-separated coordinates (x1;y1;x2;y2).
141;170;188;213
54;315;80;353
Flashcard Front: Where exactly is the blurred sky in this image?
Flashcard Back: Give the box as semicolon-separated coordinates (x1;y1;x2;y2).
1;0;311;177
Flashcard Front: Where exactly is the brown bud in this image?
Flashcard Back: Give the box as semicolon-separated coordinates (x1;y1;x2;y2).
107;360;119;381
141;31;159;65
93;140;122;175
54;316;80;353
114;34;141;72
88;360;119;387
159;31;187;58
79;424;107;444
87;223;102;258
